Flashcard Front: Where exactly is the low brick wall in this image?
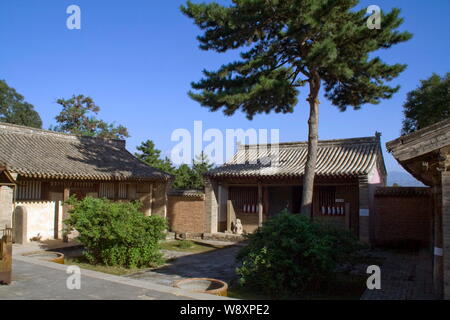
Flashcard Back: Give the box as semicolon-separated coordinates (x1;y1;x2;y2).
167;190;205;234
372;187;432;248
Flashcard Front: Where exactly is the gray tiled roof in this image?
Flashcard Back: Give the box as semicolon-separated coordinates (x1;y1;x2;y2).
168;189;205;198
0;123;171;181
207;136;384;179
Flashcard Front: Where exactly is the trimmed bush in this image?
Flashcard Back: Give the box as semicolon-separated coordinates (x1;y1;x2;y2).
64;196;167;268
236;210;364;297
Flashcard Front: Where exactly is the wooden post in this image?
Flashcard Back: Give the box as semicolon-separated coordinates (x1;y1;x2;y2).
227;200;233;232
114;182;119;201
345;202;351;231
441;171;450;299
62;186;70;242
258;183;263;227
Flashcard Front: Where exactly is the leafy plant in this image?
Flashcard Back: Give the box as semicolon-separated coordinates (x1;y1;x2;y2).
52;94;129;139
236;210;364;297
177;240;194;249
64;196;167;268
0;79;42;128
401;72;450;134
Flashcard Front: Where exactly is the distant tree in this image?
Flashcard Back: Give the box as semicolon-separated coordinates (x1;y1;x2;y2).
0;80;42;128
135;140;175;174
401;73;450;135
182;0;411;215
173;164;196;189
135;141;214;189
53;95;129;139
392;183;400;187
191;151;214;189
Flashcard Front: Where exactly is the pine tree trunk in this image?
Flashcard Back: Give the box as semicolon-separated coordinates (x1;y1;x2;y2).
301;71;320;217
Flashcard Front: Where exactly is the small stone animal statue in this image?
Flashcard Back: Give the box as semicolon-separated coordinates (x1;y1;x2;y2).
233;219;243;235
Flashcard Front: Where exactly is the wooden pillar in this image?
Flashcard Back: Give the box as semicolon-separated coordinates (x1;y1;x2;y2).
114;182;119;201
258;183;263;227
432;175;444;299
358;178;370;243
62;185;70;242
227;200;236;232
263;186;269;216
345;202;351;231
441;171;450;299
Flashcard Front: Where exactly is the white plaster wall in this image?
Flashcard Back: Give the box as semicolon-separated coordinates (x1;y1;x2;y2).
15;201;62;241
0;185;14;228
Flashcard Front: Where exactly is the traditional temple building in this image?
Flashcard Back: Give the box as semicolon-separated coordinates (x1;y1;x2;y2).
204;134;387;241
387;118;450;299
0;123;172;242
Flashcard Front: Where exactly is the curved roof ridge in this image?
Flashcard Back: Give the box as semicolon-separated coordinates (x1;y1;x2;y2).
0;122;126;147
240;136;378;150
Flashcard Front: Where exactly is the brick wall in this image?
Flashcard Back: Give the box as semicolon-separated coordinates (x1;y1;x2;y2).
167;193;205;234
373;187;433;248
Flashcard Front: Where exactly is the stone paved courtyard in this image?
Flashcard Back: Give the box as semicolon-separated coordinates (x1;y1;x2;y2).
127;244;243;287
361;249;435;300
0;245;231;300
0;239;437;300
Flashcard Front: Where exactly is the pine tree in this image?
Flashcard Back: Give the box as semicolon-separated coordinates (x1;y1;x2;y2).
181;0;411;215
192;151;214;189
173;164;196;189
135;140;175;174
401;73;450;135
53;94;129;140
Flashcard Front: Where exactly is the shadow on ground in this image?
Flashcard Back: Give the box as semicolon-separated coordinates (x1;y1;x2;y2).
127;245;242;287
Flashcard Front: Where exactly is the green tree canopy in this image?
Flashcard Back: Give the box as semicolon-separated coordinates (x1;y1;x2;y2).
0;80;42;128
135;140;214;190
52;94;129;139
191;151;214;189
135;140;175;174
173;164;196;189
401;72;450;135
182;0;411;214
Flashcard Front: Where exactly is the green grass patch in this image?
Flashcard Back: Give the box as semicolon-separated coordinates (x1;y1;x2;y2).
160;240;228;253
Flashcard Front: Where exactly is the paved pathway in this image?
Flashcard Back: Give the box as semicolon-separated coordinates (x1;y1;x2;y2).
361;249;435;300
127;245;242;287
0;255;230;300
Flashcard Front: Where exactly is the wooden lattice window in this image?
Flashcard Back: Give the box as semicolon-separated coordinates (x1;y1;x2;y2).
16;180;41;200
229;187;258;213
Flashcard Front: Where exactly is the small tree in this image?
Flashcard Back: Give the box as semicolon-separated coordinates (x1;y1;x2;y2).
0;80;42;128
135;139;175;174
65;197;167;268
401;73;450;135
191;151;214;189
53;94;129;139
182;0;411;215
173;164;196;189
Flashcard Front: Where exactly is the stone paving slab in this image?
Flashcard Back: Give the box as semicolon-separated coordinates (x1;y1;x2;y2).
360;249;435;300
0;255;232;300
127;245;242;287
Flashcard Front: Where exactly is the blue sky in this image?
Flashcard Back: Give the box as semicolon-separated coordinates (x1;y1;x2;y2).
1;0;449;177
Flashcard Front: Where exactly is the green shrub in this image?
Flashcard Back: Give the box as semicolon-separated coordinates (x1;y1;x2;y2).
177;240;194;249
236;210;364;297
64;196;167;268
